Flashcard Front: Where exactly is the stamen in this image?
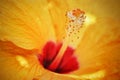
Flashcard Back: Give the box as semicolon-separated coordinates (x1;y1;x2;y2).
65;9;86;47
48;9;85;71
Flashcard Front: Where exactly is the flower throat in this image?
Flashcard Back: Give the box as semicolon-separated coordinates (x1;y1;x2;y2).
39;9;85;73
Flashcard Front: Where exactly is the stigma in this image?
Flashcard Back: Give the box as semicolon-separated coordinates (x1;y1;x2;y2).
38;9;85;74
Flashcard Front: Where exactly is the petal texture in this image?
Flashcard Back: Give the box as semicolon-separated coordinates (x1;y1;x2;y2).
75;18;120;79
0;41;43;80
46;0;68;42
0;0;56;50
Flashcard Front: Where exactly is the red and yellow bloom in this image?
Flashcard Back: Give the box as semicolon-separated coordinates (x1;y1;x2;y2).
0;0;120;80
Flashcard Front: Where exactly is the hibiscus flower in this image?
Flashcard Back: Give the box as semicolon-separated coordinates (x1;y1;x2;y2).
0;0;120;80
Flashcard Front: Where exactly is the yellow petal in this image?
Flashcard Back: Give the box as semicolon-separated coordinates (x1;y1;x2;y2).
74;18;120;79
0;0;56;50
0;41;43;80
34;70;80;80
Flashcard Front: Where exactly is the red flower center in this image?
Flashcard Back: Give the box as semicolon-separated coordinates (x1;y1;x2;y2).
38;41;79;74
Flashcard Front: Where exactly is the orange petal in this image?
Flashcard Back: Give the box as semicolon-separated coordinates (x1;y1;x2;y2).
0;41;43;80
0;41;82;80
0;0;56;50
34;70;79;80
74;18;120;79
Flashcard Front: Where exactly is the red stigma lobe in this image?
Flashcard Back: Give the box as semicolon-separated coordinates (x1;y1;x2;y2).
38;41;79;74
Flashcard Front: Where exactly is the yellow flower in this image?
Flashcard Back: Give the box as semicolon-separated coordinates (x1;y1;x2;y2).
0;0;120;80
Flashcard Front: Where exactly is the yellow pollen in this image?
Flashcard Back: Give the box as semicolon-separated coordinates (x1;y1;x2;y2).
48;9;85;69
16;55;29;68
